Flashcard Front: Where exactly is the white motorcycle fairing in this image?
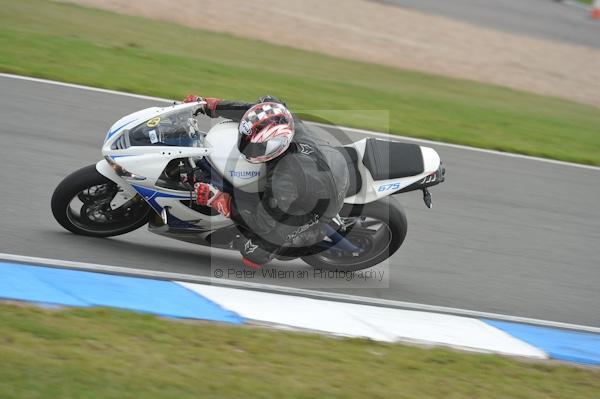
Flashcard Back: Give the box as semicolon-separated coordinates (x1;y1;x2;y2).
343;138;441;204
97;103;444;235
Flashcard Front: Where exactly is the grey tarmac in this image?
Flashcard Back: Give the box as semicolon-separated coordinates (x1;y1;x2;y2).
1;75;598;326
377;0;600;48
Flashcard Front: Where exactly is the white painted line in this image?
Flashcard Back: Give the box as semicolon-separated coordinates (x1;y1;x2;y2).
179;282;548;359
1;72;598;171
311;122;600;171
0;73;174;103
562;0;592;11
1;252;598;334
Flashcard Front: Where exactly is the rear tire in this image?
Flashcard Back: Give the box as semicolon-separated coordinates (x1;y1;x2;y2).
302;196;407;271
51;165;150;237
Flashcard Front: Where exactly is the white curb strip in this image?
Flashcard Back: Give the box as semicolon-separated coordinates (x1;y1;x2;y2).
2;253;599;364
178;282;548;359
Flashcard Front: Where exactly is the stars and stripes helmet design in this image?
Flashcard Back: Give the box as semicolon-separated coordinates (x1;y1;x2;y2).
238;102;295;163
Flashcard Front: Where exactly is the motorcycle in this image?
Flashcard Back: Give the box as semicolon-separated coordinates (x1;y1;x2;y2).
51;102;444;271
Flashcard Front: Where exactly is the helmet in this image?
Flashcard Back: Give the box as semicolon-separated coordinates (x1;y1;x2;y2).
238;102;295;163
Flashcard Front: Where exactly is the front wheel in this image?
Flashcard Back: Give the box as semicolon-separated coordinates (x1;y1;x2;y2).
51;164;151;237
302;197;407;271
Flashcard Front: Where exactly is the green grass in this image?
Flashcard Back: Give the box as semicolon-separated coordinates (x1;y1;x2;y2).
0;0;599;165
0;302;598;399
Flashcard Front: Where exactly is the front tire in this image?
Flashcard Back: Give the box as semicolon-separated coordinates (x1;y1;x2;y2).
302;196;407;271
51;165;150;237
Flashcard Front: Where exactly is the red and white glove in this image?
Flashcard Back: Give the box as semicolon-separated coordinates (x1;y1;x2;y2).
182;94;221;117
183;94;203;103
195;182;231;218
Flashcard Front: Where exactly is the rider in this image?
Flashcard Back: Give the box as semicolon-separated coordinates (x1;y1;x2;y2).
183;94;349;269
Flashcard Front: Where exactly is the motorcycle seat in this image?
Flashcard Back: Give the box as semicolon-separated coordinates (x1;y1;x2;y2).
362;138;424;181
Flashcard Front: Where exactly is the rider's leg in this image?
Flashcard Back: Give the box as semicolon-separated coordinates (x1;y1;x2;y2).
196;183;273;268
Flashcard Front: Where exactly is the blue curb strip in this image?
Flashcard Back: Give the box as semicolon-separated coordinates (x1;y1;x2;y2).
485;319;600;365
0;262;243;324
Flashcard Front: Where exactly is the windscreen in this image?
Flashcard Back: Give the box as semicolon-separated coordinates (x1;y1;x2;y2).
112;108;204;149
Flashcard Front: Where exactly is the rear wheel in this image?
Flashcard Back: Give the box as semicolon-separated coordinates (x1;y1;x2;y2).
302;197;407;271
51;165;150;237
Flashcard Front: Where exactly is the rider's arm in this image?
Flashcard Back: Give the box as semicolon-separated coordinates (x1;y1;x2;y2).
208;99;255;121
209;95;286;121
183;95;254;121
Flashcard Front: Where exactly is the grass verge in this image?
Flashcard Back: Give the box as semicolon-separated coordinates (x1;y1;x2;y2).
0;0;599;164
0;302;599;399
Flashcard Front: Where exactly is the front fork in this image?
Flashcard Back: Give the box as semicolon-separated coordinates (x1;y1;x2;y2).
95;160;139;198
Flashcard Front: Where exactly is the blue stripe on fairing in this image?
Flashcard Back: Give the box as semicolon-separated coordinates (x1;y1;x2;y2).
132;185;189;199
105;118;138;141
0;262;243;324
131;184;190;213
484;319;600;365
131;185;204;230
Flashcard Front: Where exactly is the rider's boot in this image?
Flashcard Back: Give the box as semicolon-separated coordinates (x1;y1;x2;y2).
242;257;262;269
196;184;272;269
235;236;275;269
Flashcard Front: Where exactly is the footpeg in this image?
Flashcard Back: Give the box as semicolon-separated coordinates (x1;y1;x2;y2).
422;188;432;209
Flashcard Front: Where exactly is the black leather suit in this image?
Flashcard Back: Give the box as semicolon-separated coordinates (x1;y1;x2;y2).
207;97;349;263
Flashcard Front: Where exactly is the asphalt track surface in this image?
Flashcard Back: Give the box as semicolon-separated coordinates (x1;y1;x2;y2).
377;0;600;49
1;75;599;326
